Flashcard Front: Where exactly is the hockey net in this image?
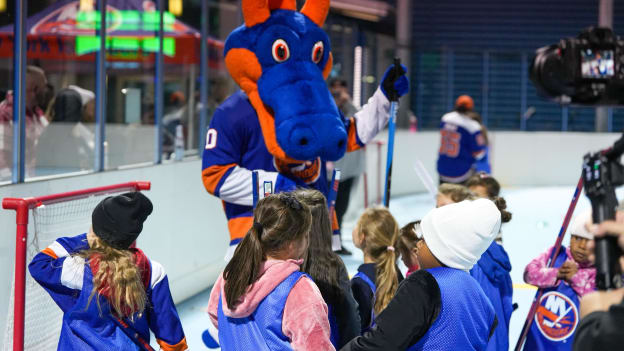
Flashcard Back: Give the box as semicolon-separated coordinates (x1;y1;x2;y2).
2;181;150;351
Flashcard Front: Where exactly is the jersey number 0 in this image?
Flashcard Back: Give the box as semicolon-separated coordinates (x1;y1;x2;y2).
205;129;218;149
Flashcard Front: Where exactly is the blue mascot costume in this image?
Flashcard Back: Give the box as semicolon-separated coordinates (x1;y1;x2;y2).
201;0;409;260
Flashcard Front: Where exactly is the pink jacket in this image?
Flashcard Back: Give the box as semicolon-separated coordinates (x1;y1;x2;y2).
523;245;596;297
208;259;335;351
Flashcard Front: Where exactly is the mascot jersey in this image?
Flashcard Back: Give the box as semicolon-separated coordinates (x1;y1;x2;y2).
202;89;390;247
201;0;404;254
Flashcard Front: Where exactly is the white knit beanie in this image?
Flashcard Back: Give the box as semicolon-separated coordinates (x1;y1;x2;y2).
569;210;593;240
420;198;502;271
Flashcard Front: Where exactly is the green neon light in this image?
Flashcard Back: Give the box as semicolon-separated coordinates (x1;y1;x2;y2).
75;10;175;32
75;36;100;55
142;37;176;56
76;36;176;57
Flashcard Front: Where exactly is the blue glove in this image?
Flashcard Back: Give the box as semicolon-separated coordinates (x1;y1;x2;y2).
380;63;409;101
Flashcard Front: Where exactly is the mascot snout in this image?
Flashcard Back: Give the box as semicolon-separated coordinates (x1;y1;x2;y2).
259;64;347;161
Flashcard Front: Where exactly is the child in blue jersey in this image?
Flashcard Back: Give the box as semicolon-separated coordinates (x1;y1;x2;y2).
296;189;360;349
28;192;187;351
464;173;515;351
350;207;403;334
437;95;487;184
207;192;335;351
342;199;501;351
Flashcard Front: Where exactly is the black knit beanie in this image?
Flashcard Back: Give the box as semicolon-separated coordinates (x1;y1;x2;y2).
91;192;153;250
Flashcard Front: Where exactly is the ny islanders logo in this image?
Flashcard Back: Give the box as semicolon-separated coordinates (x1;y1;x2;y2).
534;291;579;341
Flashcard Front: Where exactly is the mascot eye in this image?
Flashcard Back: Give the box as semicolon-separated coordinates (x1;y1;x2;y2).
312;41;324;64
272;39;290;63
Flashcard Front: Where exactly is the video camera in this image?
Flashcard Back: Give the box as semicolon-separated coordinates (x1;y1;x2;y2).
583;134;624;290
531;27;624;106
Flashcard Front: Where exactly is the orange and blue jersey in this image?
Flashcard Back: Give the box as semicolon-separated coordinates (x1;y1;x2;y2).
28;234;188;351
202;89;390;251
437;111;487;183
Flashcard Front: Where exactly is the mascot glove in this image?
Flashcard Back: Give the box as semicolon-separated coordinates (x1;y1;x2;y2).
381;63;409;101
275;174;303;193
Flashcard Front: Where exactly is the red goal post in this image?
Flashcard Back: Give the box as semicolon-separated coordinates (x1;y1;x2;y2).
2;181;150;351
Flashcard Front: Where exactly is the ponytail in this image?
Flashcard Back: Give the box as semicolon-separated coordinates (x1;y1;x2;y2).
356;207;400;315
223;225;264;310
223;193;312;310
493;196;512;223
374;246;399;315
80;237;147;320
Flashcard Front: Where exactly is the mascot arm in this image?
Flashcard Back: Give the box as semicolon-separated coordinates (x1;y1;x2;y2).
346;88;391;152
213;166;282;206
203;165;296;206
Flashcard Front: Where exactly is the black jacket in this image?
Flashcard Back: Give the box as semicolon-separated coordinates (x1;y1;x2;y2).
573;296;624;351
343;270;441;350
350;263;404;332
333;263;362;348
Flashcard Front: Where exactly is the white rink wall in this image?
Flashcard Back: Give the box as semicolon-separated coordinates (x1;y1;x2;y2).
0;130;622;346
339;131;623;225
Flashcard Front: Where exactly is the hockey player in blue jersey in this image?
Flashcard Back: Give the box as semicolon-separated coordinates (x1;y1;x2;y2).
28;192;188;351
437;95;487;184
200;0;409;259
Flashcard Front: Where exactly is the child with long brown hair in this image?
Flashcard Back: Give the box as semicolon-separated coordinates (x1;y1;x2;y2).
29;192;187;350
207;192;335;351
351;207;402;334
295;189;360;349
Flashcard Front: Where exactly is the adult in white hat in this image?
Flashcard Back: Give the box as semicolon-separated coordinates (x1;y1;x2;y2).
342;198;502;351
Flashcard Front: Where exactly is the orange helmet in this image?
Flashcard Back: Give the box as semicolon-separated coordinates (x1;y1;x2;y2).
455;95;474;111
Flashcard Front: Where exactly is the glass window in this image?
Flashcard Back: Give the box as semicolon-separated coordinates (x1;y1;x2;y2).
162;0;233;158
162;0;201;159
0;1;14;183
20;1;98;179
105;3;159;169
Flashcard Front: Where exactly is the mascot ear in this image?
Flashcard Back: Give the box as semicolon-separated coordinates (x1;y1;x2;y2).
301;0;330;27
269;0;296;10
243;0;297;27
242;0;271;27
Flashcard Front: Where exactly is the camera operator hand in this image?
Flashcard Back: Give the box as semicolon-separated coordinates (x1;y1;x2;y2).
578;221;624;319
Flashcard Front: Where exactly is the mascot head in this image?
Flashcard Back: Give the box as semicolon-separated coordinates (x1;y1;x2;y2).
224;0;346;162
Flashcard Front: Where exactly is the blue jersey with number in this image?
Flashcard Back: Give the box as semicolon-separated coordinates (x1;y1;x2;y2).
201;90;391;247
523;247;580;351
436;111;486;182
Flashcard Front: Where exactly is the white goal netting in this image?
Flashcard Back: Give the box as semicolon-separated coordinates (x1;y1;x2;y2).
3;188;142;351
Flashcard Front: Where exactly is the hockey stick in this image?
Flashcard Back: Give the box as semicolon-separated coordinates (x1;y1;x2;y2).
413;159;438;199
514;175;584;351
327;168;342;250
383;58;402;207
252;170;259;209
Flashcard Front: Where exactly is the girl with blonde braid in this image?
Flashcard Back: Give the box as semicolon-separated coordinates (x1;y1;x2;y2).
29;192;187;350
350;207;403;334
